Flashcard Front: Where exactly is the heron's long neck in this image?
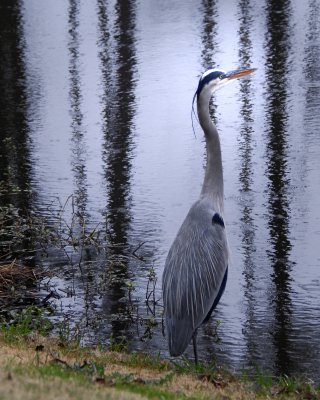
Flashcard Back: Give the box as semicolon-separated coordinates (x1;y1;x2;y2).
197;95;224;214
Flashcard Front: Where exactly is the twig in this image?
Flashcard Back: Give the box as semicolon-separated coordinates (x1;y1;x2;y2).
132;241;146;261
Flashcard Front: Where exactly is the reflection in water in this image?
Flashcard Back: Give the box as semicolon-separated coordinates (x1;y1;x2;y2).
98;0;138;343
264;0;294;376
0;1;31;207
293;0;320;376
67;0;97;324
200;0;219;70
0;1;35;259
304;0;320;124
200;0;219;124
237;0;258;368
68;0;88;216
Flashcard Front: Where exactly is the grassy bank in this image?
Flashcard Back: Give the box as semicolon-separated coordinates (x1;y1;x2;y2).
0;287;319;399
0;330;319;400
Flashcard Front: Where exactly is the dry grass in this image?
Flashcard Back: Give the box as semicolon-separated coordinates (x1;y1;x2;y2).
0;261;44;300
0;337;146;400
0;372;145;400
0;334;319;400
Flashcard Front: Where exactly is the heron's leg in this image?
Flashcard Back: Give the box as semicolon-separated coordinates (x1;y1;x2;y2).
192;329;198;365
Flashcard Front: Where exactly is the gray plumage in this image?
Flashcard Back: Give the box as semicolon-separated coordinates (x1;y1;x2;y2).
162;67;256;360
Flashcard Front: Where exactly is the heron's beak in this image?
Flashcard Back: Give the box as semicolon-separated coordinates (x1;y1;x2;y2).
225;68;257;80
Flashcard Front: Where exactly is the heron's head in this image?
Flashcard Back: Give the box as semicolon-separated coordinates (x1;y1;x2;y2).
196;68;256;100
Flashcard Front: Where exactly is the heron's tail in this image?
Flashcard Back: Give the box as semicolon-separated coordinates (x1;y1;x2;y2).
166;317;194;357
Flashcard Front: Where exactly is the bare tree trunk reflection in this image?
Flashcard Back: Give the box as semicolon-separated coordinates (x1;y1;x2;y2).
237;0;258;370
264;0;294;376
98;0;138;345
0;0;35;261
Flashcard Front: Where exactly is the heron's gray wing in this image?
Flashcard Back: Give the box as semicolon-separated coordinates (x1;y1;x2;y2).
163;200;228;356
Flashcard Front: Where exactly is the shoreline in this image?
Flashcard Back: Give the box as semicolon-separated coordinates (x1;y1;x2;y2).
0;332;319;400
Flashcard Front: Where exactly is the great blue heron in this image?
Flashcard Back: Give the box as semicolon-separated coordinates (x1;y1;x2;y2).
162;67;256;363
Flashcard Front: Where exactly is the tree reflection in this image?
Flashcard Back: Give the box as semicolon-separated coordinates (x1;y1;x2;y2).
68;0;88;217
200;0;219;124
98;0;138;344
237;0;258;369
200;0;219;70
0;0;35;259
67;0;98;325
264;0;294;376
0;1;32;209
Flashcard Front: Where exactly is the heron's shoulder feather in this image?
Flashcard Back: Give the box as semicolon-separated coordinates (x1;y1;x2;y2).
175;200;227;243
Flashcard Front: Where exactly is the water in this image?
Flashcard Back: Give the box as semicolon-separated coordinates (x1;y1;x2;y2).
1;0;320;380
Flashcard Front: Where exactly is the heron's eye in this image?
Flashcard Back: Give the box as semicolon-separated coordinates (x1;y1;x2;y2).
219;74;226;80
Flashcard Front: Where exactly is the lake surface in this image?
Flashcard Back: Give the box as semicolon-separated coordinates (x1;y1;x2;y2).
0;0;320;380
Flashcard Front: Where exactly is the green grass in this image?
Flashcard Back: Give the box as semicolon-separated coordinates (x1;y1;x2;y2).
253;367;274;393
108;334;129;353
10;358;182;400
117;351;170;372
243;367;320;399
0;305;52;342
172;356;216;375
112;382;190;400
1;323;320;400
